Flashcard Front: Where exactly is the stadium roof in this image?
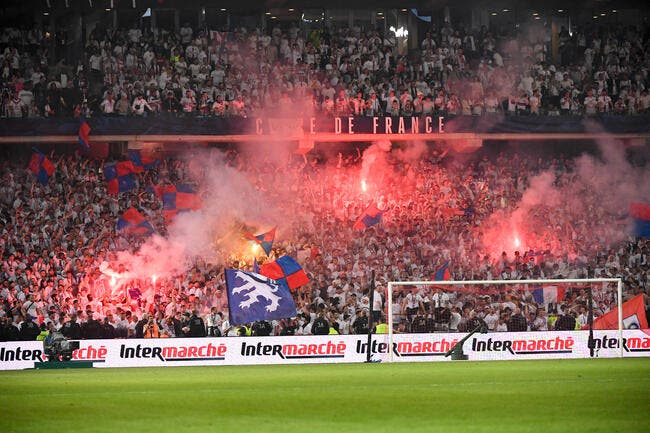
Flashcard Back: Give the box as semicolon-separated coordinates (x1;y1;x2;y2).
2;0;650;15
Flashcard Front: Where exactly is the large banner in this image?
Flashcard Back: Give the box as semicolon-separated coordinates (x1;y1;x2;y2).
1;330;649;371
2;114;650;138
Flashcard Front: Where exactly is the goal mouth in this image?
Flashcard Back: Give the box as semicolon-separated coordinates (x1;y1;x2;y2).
382;278;625;362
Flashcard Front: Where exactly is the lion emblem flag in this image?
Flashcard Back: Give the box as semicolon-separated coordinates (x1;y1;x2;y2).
225;269;297;326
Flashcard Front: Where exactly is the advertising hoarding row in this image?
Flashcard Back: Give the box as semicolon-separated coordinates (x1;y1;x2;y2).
1;330;648;371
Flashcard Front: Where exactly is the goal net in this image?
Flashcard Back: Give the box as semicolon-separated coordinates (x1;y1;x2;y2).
379;278;626;363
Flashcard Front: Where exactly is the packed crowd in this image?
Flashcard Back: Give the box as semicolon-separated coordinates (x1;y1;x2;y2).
1;18;650;119
0;141;648;340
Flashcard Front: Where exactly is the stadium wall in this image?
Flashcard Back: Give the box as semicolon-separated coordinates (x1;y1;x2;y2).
2;330;649;370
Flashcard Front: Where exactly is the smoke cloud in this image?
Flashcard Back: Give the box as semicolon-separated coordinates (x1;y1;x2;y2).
480;134;650;259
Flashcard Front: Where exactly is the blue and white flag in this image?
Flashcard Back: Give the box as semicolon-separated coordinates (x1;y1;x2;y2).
225;269;297;326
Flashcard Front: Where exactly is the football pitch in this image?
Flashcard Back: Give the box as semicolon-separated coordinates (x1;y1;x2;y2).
1;358;649;433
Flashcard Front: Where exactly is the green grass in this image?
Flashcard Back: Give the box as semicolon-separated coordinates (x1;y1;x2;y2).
1;358;649;433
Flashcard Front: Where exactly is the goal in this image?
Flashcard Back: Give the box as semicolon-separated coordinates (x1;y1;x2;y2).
383;278;624;363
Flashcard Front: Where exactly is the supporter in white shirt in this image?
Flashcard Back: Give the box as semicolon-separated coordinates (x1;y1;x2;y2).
131;94;152;116
431;289;450;308
449;307;461;331
597;90;612;112
583;90;598;114
100;93;116;114
483;307;500;331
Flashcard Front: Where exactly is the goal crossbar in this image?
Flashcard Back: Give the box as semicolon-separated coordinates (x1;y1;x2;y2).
386;278;624;362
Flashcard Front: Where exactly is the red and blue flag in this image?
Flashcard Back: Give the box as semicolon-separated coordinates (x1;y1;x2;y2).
104;161;137;195
434;261;451;281
161;184;202;222
128;150;160;173
353;202;383;229
117;207;155;236
28;148;55;185
258;255;310;291
630;202;650;238
78;118;91;151
245;227;276;256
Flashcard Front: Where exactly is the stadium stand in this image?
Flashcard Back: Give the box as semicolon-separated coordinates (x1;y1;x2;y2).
0;3;648;339
1;13;649;118
0;142;647;338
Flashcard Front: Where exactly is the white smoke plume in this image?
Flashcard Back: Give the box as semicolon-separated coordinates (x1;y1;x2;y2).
104;149;281;282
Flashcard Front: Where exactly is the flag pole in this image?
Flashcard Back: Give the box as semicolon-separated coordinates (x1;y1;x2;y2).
587;286;594;358
365;270;375;363
617;279;623;358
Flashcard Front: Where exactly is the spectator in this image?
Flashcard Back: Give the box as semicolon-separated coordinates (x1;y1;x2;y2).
311;311;330;335
100;92;116;115
162;91;180;113
143;316;160;338
180;90;196;114
61;313;82;339
131;94;152;116
115;94;131;116
507;308;528;332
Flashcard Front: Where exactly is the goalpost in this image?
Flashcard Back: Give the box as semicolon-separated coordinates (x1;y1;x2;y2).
385;278;624;363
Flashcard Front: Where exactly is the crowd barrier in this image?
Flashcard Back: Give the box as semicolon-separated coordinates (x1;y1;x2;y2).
1;330;649;370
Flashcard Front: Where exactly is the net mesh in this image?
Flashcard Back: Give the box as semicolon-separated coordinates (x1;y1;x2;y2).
387;280;622;335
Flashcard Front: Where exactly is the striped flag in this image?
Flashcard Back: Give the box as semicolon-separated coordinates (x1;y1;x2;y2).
28;148;55;185
353;202;383;229
258;256;310;291
78;118;91;151
245;227;276;256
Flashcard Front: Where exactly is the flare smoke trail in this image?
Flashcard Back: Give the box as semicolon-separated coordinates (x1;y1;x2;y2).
480;136;650;259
